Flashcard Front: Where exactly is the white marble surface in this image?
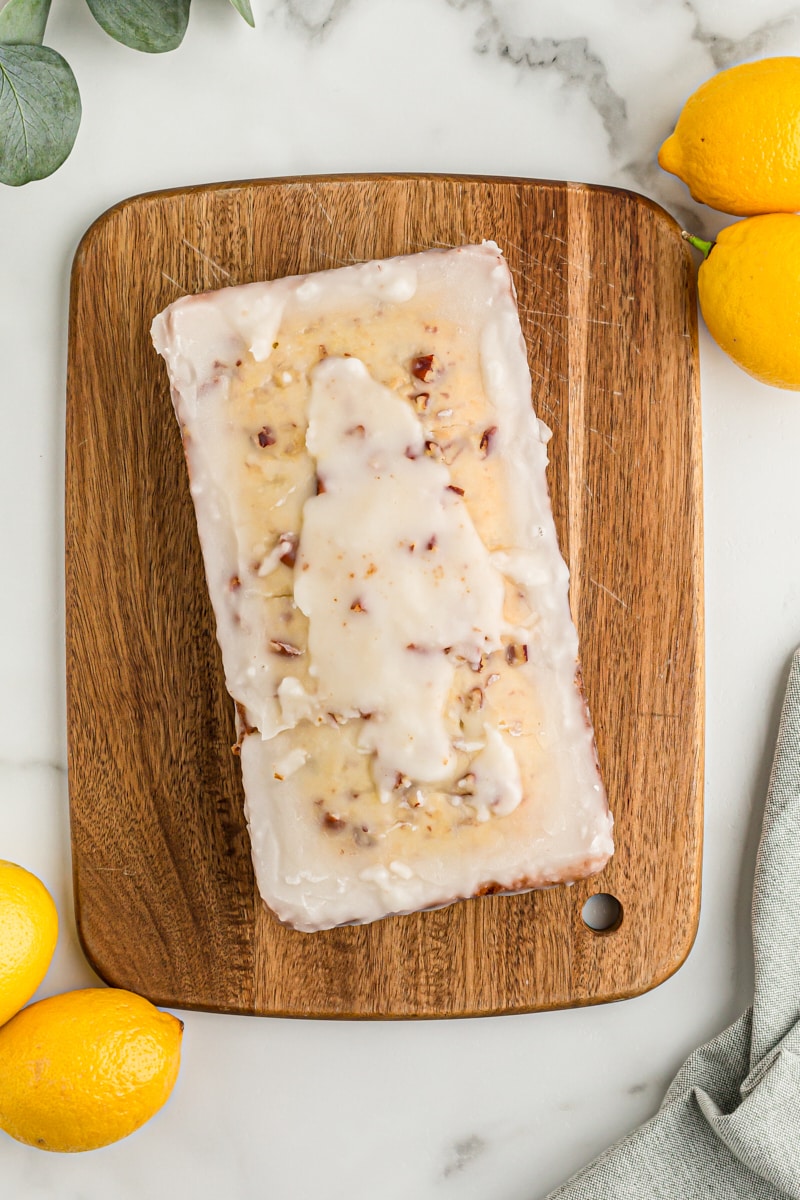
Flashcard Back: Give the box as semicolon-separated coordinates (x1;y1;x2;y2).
2;0;800;1195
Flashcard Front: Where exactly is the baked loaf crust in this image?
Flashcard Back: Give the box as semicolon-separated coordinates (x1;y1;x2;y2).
152;243;613;932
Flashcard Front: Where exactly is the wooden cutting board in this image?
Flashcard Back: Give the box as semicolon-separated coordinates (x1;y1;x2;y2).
66;174;703;1019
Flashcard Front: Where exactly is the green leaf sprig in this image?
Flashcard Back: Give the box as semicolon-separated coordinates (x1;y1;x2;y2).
0;0;254;185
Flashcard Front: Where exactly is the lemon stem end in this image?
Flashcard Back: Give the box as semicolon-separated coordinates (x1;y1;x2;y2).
681;231;714;258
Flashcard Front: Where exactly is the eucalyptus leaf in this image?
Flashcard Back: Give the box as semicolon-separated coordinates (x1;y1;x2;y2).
0;0;52;46
229;0;254;27
84;0;190;54
0;43;80;185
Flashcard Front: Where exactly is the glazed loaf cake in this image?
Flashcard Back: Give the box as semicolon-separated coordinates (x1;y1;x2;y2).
151;242;613;932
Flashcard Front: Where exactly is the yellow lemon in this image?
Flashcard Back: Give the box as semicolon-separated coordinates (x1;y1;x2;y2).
659;56;800;216
0;987;183;1152
687;214;800;390
0;860;58;1027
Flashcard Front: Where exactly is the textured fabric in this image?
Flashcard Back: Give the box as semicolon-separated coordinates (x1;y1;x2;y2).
547;649;800;1200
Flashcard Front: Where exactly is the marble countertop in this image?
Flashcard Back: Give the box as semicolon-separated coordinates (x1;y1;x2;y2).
3;0;800;1196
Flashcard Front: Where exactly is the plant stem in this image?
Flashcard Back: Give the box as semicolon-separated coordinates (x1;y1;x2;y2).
681;231;714;258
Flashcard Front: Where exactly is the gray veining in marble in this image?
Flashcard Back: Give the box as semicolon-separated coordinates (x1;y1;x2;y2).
0;757;66;776
449;0;627;153
270;0;354;36
442;1133;489;1178
688;6;800;72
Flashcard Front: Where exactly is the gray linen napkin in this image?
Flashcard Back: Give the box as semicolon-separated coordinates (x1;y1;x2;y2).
547;648;800;1200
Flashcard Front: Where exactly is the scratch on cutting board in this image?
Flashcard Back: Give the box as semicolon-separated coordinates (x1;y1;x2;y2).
588;426;616;454
162;272;189;294
503;239;567;283
528;364;553;385
556;253;618;290
537;399;561;428
311;247;355;268
503;237;553;264
521;315;568;345
181;238;232;281
310;192;358;262
518;306;565;323
516;307;623;330
405;238;451;253
589;577;628;609
442;229;470;248
411;238;462;252
585;315;624;329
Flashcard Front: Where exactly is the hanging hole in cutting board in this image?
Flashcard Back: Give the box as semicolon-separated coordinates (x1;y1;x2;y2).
582;893;623;934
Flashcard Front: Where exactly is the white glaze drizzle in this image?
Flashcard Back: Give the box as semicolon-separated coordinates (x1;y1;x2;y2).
293;355;513;801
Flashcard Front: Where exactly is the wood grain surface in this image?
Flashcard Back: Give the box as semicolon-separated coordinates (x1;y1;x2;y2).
65;174;703;1019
